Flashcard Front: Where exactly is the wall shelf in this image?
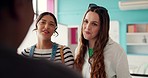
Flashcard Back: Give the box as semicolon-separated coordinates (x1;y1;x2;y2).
126;23;148;55
127;43;148;46
127;33;148;35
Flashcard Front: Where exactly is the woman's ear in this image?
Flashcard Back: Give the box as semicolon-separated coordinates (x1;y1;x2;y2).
55;28;57;31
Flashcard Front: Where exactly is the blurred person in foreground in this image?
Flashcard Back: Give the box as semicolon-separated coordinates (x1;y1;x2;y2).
0;0;82;78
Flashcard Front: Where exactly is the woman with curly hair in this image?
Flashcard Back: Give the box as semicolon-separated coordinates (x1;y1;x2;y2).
21;12;74;68
74;3;131;78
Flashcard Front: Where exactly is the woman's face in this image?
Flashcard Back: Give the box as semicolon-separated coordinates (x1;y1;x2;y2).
37;15;56;40
83;11;100;41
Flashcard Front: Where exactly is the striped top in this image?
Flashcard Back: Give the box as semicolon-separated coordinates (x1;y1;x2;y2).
21;44;74;68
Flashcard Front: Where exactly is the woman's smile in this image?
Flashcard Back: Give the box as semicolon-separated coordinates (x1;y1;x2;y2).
85;31;91;35
42;29;49;34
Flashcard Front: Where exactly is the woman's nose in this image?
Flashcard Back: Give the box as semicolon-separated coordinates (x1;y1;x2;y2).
45;24;49;29
86;23;91;30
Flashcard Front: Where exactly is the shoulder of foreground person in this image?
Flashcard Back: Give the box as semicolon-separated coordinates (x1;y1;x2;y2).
23;57;82;78
0;46;82;78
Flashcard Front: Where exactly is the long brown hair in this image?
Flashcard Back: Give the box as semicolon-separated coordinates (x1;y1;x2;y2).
74;4;110;78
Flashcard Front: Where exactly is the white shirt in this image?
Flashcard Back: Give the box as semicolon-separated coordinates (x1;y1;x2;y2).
75;38;132;78
21;44;74;68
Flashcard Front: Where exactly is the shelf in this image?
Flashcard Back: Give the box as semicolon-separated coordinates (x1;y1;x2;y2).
127;43;148;45
127;52;148;55
126;23;148;55
127;33;148;35
127;53;148;56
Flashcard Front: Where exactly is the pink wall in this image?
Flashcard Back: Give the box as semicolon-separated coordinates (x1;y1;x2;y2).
71;28;78;44
47;0;54;13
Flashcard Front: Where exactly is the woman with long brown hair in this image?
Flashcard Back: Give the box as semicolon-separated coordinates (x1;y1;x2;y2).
74;3;131;78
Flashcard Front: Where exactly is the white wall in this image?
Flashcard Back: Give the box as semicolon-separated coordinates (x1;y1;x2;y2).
109;21;119;43
17;22;37;54
128;55;148;75
51;24;68;46
37;0;47;14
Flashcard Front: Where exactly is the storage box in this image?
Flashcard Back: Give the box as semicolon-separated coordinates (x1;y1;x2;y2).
128;24;137;33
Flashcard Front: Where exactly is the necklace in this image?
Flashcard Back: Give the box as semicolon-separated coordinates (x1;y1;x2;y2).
88;48;93;57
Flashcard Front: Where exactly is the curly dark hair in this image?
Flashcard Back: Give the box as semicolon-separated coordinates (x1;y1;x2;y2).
74;4;110;78
34;12;59;36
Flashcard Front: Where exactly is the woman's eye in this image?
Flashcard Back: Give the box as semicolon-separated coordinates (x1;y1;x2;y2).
83;20;88;24
50;24;54;26
49;23;56;27
92;23;98;26
39;21;46;24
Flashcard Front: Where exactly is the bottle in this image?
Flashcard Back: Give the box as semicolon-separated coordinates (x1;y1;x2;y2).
142;35;147;43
